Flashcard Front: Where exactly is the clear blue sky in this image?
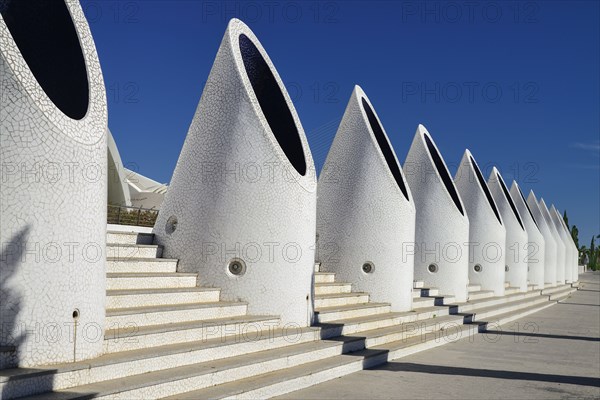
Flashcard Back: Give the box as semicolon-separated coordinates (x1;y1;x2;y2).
81;0;599;245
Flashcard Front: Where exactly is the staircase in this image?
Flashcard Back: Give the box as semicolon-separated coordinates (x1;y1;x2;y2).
0;229;580;399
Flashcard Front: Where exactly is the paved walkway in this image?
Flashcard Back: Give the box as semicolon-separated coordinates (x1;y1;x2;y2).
279;273;600;400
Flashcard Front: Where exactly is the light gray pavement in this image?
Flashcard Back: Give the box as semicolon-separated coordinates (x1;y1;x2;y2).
279;273;600;400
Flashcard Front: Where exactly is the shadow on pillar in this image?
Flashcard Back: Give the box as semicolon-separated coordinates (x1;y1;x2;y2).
0;227;51;398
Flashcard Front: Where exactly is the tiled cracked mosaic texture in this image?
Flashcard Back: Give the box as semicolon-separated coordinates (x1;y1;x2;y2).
510;181;546;289
455;151;507;297
403;125;470;303
488;168;529;292
527;191;558;286
153;19;317;327
317;86;416;312
0;0;107;367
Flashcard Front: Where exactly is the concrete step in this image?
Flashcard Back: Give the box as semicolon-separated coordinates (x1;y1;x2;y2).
314;272;335;283
181;298;561;400
467;283;481;292
413;281;425;289
104;315;281;353
314;262;321;273
106;230;154;245
368;301;554;364
18;335;367;400
317;305;452;338
423;294;456;306
411;297;436;309
412;288;440;298
106;272;197;290
168;322;478;400
161;350;386;400
314;292;370;308
352;314;466;348
468;290;495;301
106;287;221;309
422;287;439;297
1;326;324;398
504;286;520;295
315;303;391;323
450;290;543;314
541;284;574;296
11;288;563;400
548;286;578;301
314;282;352;295
182;298;561;400
474;300;557;333
106;244;162;259
106;258;178;274
466;296;550;323
0;346;15;369
106;301;248;327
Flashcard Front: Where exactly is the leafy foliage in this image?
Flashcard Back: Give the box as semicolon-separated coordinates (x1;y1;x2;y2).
107;206;158;227
563;210;598;270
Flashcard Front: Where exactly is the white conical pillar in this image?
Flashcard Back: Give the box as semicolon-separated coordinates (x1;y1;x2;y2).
527;191;557;287
558;211;579;283
488;168;528;292
510;182;545;289
556;209;579;283
153;19;316;327
403;125;469;302
550;205;574;283
317;86;415;312
455;151;506;296
539;199;566;285
0;0;107;366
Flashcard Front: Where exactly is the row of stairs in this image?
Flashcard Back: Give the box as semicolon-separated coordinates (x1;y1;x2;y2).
0;229;579;399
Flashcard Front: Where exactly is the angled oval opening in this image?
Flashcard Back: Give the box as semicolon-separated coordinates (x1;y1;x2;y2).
517;186;539;228
1;0;89;120
423;134;464;216
239;34;306;176
361;98;409;201
496;172;524;230
469;156;502;225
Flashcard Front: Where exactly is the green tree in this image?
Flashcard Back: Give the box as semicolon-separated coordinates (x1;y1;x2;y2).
571;225;580;249
562;210;580;248
586;234;600;271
